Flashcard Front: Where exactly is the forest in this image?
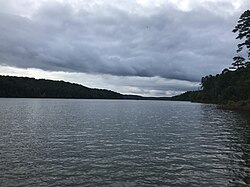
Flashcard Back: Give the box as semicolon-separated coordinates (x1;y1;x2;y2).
0;75;172;100
0;75;123;99
173;10;250;109
172;66;250;103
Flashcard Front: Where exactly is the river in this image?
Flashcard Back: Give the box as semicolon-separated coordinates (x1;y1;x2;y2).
0;99;249;186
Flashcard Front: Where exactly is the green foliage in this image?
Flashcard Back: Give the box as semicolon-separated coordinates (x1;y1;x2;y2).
199;66;250;102
0;76;123;99
172;91;203;102
174;66;250;103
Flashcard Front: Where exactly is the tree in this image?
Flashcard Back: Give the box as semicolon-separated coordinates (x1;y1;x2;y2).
232;10;250;68
230;56;246;69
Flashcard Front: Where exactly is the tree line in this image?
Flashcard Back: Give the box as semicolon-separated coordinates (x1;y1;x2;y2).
173;10;250;104
0;75;123;99
0;75;172;100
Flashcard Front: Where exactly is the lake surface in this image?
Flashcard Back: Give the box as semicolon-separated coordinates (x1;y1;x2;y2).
0;99;250;186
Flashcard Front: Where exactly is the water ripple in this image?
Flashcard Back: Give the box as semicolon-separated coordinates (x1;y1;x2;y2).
0;99;250;186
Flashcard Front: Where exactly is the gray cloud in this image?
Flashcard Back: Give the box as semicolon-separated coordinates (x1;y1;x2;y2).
0;0;247;85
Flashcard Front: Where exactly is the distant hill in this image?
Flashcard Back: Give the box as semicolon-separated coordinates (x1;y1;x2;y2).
123;95;171;100
0;75;172;100
0;75;123;99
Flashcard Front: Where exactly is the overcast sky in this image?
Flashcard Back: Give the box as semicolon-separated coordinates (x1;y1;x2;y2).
0;0;248;96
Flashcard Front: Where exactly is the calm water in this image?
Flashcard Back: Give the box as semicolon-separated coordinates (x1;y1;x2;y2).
0;99;250;186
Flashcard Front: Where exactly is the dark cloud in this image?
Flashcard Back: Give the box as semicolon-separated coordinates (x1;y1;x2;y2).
0;0;246;85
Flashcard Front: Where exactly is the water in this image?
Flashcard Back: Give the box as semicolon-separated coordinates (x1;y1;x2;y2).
0;99;250;186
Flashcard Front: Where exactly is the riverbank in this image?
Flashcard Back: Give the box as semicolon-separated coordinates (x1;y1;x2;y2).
218;100;250;111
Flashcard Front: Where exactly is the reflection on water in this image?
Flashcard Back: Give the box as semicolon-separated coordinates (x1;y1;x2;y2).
0;99;250;186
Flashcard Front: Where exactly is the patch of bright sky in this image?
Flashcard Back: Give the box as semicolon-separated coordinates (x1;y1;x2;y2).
232;0;244;9
168;0;244;11
136;0;165;7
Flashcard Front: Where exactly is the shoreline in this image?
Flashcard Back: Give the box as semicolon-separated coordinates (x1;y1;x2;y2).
218;100;250;111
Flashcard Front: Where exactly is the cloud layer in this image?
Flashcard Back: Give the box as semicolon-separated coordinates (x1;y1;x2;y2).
0;0;249;95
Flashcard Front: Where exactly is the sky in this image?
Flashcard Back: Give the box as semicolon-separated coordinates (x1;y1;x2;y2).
0;0;249;97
